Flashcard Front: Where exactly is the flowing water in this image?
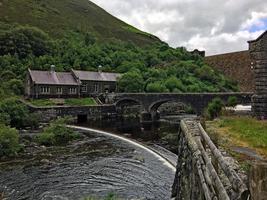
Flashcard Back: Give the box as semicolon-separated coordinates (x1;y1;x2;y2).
0;117;181;200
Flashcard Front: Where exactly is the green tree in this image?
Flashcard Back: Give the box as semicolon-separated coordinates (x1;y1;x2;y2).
0;98;29;128
165;76;184;92
227;96;238;107
4;79;24;95
0;124;20;157
146;82;168;93
118;70;145;92
206;98;224;120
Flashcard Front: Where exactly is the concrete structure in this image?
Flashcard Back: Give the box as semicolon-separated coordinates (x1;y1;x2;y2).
248;30;267;120
25;66;121;98
172;119;249;200
107;92;253;121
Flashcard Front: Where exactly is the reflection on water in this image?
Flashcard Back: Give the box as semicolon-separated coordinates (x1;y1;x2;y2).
0;118;177;200
79;116;180;144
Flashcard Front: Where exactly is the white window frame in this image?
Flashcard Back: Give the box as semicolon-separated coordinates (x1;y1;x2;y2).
69;87;77;94
40;86;50;94
56;87;63;94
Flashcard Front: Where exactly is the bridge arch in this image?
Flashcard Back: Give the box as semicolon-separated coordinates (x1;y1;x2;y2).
115;98;142;108
148;99;197;114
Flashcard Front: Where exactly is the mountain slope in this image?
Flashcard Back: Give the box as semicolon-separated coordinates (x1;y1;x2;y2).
0;0;160;46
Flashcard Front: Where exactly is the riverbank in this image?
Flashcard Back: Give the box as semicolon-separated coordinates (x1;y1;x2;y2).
206;116;267;169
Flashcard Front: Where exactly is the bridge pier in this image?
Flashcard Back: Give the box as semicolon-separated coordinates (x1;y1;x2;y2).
140;110;160;124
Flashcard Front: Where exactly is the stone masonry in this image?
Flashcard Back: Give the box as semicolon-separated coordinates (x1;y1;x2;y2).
248;30;267;119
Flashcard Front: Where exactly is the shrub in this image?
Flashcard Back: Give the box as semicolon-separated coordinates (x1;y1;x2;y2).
227;96;238;107
0;124;20;157
0;98;29;128
206;98;224;120
36;118;79;146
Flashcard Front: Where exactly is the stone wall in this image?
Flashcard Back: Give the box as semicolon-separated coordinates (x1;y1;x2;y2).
249;31;267;119
27;105;117;122
204;51;254;92
172;119;249;200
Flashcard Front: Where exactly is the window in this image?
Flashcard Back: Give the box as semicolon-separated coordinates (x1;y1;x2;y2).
69;87;77;94
40;86;50;94
94;84;98;93
56;87;63;94
81;85;87;93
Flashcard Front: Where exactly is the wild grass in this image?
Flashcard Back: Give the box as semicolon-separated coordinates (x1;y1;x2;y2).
27;98;96;106
0;0;159;46
207;116;267;157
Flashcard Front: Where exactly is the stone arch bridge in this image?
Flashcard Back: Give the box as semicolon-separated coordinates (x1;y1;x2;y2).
106;92;253;121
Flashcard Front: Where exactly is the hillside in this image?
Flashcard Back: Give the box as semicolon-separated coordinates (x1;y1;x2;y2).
0;0;160;46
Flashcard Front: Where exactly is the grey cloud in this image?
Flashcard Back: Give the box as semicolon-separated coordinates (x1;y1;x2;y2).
91;0;267;55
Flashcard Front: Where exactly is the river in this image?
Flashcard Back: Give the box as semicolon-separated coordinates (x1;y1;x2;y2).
0;117;181;200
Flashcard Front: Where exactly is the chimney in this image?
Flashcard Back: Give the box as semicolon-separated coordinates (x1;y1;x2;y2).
98;65;102;73
50;65;55;73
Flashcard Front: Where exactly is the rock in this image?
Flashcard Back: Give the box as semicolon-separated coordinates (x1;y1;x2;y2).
249;162;267;200
40;159;50;165
40;145;47;151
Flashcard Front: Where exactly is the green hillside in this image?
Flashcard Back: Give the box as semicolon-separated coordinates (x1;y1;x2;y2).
0;0;160;45
0;0;238;98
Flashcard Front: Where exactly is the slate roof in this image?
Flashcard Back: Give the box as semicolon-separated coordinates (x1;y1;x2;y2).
28;69;80;85
72;70;121;82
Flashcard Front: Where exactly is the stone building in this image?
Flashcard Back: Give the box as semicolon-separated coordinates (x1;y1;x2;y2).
248;30;267;119
25;66;121;99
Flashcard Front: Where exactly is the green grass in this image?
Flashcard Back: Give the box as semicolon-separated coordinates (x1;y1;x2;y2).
0;0;160;46
65;98;96;106
208;116;267;157
219;116;267;149
27;98;96;106
27;99;56;106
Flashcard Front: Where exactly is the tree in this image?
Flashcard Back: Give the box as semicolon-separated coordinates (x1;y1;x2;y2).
146;82;168;93
5;79;24;95
0;124;20;157
118;70;145;92
206;98;224;120
0;26;52;58
165;76;184;92
0;98;29;128
227;96;238;107
84;32;96;46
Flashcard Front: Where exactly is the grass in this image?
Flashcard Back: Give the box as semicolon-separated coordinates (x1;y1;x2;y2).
0;0;160;46
65;98;96;106
27;99;56;106
207;116;267;158
27;98;96;106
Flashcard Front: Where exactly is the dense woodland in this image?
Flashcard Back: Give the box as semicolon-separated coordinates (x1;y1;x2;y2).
0;24;238;96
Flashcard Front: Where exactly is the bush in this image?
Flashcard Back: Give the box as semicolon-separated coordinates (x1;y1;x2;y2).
36;118;79;146
0;124;20;157
206;98;224;120
227;96;238;107
0;98;29;128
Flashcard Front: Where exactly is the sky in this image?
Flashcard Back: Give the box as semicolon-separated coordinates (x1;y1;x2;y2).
90;0;267;55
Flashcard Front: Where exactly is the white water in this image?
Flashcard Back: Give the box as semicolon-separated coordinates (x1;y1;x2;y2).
68;125;177;172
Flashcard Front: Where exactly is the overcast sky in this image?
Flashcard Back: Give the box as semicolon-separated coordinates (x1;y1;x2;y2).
90;0;267;55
